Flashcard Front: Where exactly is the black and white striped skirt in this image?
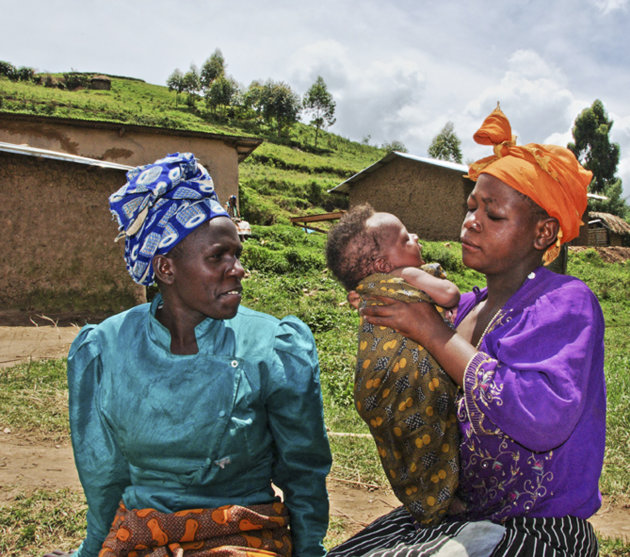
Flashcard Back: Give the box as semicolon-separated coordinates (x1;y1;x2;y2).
327;506;599;556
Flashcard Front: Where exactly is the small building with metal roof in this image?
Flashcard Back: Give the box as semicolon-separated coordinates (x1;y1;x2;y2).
0;112;261;320
0;142;146;320
329;151;474;241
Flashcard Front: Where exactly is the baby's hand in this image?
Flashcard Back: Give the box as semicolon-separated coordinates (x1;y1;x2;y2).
347;290;361;310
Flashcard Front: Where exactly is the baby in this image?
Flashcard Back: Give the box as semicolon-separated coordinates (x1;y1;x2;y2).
326;203;460;525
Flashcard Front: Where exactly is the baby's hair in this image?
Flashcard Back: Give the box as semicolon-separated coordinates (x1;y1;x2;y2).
326;203;384;290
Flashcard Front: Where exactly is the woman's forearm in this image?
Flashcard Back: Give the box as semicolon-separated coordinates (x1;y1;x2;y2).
359;297;476;387
419;325;476;387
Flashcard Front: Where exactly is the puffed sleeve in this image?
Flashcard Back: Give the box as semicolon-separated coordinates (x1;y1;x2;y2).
461;280;605;451
264;316;332;557
67;326;131;557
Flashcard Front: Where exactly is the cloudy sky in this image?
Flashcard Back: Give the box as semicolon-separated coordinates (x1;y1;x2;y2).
3;0;630;197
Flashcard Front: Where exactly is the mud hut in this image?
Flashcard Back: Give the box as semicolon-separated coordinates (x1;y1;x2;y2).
329;151;474;241
587;211;630;247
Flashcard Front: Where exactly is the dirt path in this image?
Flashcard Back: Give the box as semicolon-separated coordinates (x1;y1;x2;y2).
0;324;628;543
0;433;628;542
0;432;400;539
0;324;79;369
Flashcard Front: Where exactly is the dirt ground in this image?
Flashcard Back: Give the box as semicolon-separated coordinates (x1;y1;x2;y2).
569;245;630;263
0;321;629;543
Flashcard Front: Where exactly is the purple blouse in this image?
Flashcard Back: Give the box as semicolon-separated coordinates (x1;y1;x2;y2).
452;266;606;521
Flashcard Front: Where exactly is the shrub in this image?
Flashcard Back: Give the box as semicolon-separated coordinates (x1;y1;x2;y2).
241;244;290;274
420;241;465;273
16;66;35;82
0;60;17;80
284;246;325;273
63;72;90;90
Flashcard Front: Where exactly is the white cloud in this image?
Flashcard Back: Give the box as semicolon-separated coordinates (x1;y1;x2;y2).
590;0;628;14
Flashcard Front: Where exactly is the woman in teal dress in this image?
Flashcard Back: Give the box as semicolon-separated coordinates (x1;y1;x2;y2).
45;153;331;557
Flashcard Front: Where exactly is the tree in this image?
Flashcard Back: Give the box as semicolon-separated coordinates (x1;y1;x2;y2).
243;80;265;115
428;122;462;163
588;180;628;218
182;65;201;103
302;76;336;147
568;99;620;193
200;49;225;89
205;75;239;113
381;140;408;153
257;80;301;135
568;99;626;217
166;68;185;103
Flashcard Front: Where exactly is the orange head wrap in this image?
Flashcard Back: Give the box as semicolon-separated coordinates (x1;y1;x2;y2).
465;104;592;264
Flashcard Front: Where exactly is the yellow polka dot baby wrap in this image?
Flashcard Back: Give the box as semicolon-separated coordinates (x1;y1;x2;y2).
354;264;460;525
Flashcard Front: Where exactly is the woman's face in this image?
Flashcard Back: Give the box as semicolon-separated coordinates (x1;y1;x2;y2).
460;174;541;277
166;217;245;321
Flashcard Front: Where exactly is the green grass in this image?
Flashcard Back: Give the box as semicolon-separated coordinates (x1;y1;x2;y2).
0;359;69;442
568;250;630;502
0;489;86;556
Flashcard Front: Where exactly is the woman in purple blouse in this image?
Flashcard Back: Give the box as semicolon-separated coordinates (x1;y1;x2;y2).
329;106;606;557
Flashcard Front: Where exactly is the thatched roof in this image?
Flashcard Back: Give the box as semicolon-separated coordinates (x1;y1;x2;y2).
589;211;630;236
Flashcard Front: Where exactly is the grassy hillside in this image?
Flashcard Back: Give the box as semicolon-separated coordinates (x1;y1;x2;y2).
0;74;385;223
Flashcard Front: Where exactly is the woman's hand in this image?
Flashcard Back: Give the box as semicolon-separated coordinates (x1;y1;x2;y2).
359;295;445;343
360;295;475;387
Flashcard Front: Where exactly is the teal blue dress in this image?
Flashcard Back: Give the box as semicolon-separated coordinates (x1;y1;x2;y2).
68;296;332;557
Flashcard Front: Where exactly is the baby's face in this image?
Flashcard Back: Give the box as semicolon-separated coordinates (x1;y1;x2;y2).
368;212;424;269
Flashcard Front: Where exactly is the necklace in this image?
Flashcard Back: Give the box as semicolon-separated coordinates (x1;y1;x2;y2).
475;308;503;349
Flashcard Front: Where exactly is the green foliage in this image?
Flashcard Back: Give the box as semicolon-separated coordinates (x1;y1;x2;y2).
428;121;463;163
588;179;629;219
302;76;336;147
205;75;239;113
166;68;185;103
598;535;630;556
200;48;225;88
568;99;622;194
62;72;89;90
568;249;630;304
182;64;201;100
381;139;408;153
0;60;17;80
244;79;302;136
241;224;326;274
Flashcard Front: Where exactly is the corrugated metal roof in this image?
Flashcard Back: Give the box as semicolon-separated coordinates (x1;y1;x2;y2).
0;141;134;170
328;151;469;194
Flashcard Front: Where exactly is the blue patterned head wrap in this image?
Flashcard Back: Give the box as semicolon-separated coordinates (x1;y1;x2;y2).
109;152;230;286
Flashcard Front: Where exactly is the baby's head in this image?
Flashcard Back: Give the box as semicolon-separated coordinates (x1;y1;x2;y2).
326;203;423;290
